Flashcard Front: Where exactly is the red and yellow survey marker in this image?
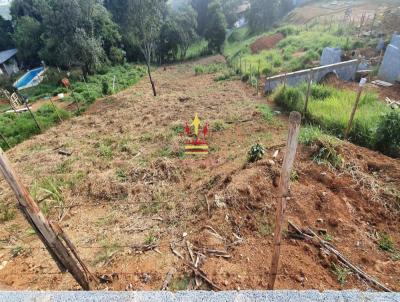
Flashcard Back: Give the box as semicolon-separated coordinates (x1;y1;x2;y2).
184;113;209;155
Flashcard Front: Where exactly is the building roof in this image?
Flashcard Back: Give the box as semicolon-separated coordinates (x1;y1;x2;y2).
0;48;17;64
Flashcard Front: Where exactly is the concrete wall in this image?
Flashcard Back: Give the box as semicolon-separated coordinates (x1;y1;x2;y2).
1;290;399;302
390;34;400;48
378;44;400;83
320;48;342;66
264;60;359;92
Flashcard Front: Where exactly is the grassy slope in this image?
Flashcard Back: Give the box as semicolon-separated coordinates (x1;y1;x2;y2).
0;64;146;150
224;23;374;77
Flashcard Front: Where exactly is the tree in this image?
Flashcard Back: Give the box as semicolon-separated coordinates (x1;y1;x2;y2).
126;0;167;96
10;0;49;22
12;16;42;67
0;16;14;51
248;0;279;32
72;28;106;76
175;5;198;59
159;17;181;62
38;0;119;74
204;0;226;53
191;0;209;35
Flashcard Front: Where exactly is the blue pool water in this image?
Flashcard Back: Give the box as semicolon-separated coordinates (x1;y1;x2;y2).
14;67;45;90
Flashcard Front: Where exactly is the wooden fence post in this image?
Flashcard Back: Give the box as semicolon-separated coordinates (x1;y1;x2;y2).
268;111;302;290
25;102;42;132
0;148;94;290
239;56;242;74
49;97;63;123
345;78;366;139
303;69;313;117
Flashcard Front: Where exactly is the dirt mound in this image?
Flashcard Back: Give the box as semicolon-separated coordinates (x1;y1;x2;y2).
250;33;284;54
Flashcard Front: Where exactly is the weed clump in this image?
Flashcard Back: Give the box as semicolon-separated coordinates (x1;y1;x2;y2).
247;143;265;163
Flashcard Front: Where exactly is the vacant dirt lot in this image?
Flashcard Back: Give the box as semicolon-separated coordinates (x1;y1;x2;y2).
0;56;399;291
250;33;285;54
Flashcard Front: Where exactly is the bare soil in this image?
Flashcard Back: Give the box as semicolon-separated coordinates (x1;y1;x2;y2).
0;56;399;291
250;33;285;54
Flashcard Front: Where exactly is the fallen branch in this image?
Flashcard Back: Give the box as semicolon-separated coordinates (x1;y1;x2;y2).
170;242;184;259
307;228;392;292
288;221;392;292
131;243;158;253
185;262;222;291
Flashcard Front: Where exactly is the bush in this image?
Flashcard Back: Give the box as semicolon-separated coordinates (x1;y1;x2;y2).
376;110;400;158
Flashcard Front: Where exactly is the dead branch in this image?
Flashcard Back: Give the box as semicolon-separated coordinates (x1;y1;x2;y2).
288;221;392;292
184;262;222;291
131;243;158;253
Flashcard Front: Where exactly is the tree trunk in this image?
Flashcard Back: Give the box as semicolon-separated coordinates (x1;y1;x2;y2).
146;60;157;97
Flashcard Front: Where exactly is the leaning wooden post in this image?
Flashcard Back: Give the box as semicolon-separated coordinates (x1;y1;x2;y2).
268;112;302;290
0;133;11;149
345;78;366;139
49;97;63;123
25;102;42;132
303;69;313;117
0;148;94;290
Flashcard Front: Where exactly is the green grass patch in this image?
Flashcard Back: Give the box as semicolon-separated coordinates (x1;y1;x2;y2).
258;104;275;122
273;84;397;157
0;104;70;150
194;63;225;75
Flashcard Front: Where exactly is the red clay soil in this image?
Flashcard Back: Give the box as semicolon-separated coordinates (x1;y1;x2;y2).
250;33;285;54
0;56;399;292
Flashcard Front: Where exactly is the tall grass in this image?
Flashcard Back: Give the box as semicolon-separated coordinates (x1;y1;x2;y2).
0;105;70;149
272;84;399;156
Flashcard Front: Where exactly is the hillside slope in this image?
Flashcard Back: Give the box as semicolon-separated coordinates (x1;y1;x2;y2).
0;56;399;291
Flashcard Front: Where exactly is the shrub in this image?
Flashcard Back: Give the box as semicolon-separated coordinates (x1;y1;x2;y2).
376;110;400;158
247;143;265;163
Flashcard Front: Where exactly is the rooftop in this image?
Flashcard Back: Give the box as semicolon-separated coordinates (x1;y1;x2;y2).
0;48;17;64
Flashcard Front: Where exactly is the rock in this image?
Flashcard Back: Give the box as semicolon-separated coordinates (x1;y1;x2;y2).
316;218;324;223
0;261;7;271
142;273;151;284
295;275;304;283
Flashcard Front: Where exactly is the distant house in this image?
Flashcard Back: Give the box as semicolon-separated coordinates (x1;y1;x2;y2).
0;49;19;76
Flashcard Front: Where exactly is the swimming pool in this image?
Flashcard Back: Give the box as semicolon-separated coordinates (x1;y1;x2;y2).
14;67;45;90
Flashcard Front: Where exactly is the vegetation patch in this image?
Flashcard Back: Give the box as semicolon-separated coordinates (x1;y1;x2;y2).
273;84;397;157
247;143;265;163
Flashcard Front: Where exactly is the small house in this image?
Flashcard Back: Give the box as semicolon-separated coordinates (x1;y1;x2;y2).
0;48;19;76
